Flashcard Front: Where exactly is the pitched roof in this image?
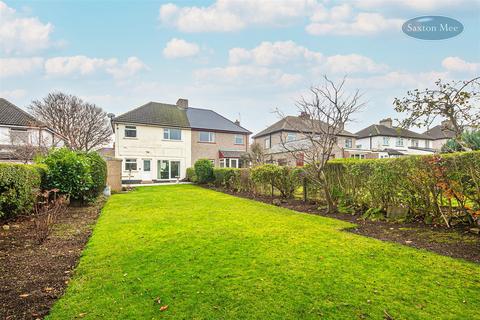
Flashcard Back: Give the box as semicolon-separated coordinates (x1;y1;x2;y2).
187;108;250;134
355;124;432;140
423;124;456;140
0;98;38;127
112;101;251;134
112;102;190;128
252;116;356;138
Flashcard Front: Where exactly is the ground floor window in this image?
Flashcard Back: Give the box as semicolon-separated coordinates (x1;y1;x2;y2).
125;158;137;171
350;154;366;159
220;158;239;168
157;160;180;179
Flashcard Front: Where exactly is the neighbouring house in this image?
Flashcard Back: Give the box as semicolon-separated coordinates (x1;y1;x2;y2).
112;99;251;183
0;98;64;163
251;113;369;166
423;120;457;151
355;118;435;158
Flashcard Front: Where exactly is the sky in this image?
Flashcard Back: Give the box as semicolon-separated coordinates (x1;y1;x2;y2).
0;0;479;135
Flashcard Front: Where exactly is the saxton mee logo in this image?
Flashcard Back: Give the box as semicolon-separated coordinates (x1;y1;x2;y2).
402;16;463;40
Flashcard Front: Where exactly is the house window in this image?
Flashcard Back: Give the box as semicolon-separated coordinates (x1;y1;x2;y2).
425;140;430;148
234;134;244;145
350;154;366;159
10;128;29;144
220;158;239;168
164;128;181;140
125;159;137;171
264;137;271;149
356;144;362;149
199;131;215;142
125;126;137;138
143;159;151;171
287;132;296;142
345;138;353;148
396;138;404;147
383;137;390;146
411;139;419;147
209;159;215;166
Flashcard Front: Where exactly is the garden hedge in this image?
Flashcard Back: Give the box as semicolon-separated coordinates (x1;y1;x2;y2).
0;163;44;219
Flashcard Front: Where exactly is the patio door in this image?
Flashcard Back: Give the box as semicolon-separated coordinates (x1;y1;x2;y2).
157;160;181;180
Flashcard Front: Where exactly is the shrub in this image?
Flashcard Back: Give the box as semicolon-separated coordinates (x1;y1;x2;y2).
38;148;94;203
213;168;239;189
186;167;197;182
86;152;107;195
194;159;214;184
0;163;42;219
251;164;302;198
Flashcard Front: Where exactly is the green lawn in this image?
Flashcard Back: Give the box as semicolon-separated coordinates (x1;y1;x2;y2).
48;185;480;319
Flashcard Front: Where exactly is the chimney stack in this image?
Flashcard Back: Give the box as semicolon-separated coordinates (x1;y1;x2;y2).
299;111;310;119
176;98;188;109
379;118;393;128
234;120;240;126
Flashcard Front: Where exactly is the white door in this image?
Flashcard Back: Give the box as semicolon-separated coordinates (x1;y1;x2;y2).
141;159;152;180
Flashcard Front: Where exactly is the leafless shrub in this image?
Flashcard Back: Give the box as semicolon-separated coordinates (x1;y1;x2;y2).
33;189;68;244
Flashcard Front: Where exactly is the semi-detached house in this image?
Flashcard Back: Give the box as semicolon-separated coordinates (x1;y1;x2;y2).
112;99;251;183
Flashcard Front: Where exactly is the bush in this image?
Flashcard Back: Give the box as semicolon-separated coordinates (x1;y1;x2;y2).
0;163;42;219
194;159;214;184
186;167;197;182
86;151;107;195
213;168;239;189
38;148;94;203
251;164;302;198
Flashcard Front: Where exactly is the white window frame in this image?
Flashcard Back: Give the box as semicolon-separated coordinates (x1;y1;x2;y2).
164;128;182;141
425;140;430;148
264;137;271;149
383;137;390;146
234;134;244;145
345;138;353;148
10;128;30;144
199;131;215;143
220;158;239;168
411;139;419;147
124;125;137;138
286;132;296;142
396;137;404;147
125;158;137;171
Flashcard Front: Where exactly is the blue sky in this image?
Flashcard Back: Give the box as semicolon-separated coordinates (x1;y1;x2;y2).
1;0;479;134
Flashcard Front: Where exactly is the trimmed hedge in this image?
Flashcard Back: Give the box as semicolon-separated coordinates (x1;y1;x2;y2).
202;151;480;226
37;148;107;203
0;163;43;219
194;159;214;184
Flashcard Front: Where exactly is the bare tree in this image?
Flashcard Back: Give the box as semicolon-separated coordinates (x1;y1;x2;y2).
276;75;364;213
394;77;480;149
246;142;265;166
30;92;112;152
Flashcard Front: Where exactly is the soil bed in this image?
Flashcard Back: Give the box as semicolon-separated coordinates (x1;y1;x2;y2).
0;197;106;320
209;187;480;264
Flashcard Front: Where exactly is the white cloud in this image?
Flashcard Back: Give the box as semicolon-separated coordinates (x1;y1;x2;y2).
159;0;317;32
324;54;388;74
441;57;480;74
107;56;148;79
348;71;448;90
355;0;473;11
0;88;27;100
0;1;53;54
194;65;302;88
307;12;403;36
229;41;322;66
44;55;117;76
163;38;200;58
0;57;43;77
44;56;147;79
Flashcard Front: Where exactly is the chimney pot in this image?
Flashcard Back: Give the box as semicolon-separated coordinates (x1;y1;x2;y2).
379;118;393;128
176;98;188;109
299;111;310;119
234;120;240;125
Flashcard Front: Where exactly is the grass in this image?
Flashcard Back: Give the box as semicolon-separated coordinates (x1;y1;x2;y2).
48;185;480;319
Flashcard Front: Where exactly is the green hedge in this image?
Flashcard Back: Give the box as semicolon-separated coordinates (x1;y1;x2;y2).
86;152;107;195
194;159;214;184
0;163;43;219
186;167;197;182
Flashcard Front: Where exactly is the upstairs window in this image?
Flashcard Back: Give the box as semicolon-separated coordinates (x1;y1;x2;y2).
10;128;29;144
125;126;137;138
396;138;404;147
234;134;244;145
383;137;390;146
345;138;353;148
199;131;215;142
164;128;182;140
264;136;271;149
286;132;296;142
